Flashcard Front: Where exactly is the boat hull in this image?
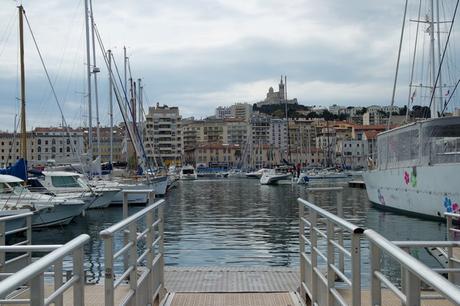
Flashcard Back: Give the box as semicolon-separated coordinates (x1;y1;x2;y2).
363;163;460;220
32;203;86;228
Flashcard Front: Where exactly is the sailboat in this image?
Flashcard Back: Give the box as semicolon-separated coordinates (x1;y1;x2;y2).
363;0;460;220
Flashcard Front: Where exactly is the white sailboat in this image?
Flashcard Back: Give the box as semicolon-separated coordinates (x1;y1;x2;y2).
363;0;460;220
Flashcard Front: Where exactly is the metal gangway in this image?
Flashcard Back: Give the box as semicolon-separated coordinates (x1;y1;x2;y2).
0;190;166;306
299;189;460;306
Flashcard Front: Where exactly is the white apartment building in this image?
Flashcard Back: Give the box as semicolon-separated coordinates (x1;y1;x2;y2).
144;104;182;166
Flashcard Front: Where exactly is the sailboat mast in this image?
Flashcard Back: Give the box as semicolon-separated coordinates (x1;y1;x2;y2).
18;5;27;161
84;0;93;162
430;0;438;118
435;0;443;115
89;0;101;161
108;49;113;166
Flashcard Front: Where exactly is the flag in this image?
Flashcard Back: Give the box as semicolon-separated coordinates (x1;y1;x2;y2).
445;90;450;96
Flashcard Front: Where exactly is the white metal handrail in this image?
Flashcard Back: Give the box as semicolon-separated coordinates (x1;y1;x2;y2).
100;191;165;306
298;197;364;306
366;229;460;306
0;212;33;273
0;234;89;306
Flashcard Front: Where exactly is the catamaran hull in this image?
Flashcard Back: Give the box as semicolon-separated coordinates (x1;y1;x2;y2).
363;163;460;220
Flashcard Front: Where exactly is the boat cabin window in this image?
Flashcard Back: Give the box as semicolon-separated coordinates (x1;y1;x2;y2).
51;176;81;188
378;125;419;170
183;169;195;174
422;122;460;164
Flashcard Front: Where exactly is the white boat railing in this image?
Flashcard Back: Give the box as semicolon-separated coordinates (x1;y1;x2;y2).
299;197;460;306
0;234;89;306
100;190;165;306
0;212;33;273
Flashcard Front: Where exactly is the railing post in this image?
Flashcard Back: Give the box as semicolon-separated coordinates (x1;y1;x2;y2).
148;191;155;206
370;241;381;306
310;209;318;305
54;259;64;306
299;201;306;300
337;190;345;273
30;272;45;306
26;215;33;264
400;247;408;294
158;203;165;300
447;215;454;282
104;236;114;306
123;192;129;274
0;221;4;273
326;220;335;306
73;246;85;306
146;209;154;303
405;270;421;306
351;233;361;306
128;222;138;303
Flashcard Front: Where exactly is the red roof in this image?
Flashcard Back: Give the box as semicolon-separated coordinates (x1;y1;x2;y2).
364;130;379;140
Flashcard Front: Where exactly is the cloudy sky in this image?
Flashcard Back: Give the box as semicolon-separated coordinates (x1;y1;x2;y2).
0;0;458;130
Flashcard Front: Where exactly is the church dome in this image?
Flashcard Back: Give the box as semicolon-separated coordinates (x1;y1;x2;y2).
268;87;274;93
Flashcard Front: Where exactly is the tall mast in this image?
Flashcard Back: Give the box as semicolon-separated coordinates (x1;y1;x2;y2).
84;0;93;162
18;5;27;161
435;0;443;115
429;0;437;118
124;46;128;113
89;0;101;162
108;49;113;167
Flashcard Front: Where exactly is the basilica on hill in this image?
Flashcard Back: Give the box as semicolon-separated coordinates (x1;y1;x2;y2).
256;76;298;106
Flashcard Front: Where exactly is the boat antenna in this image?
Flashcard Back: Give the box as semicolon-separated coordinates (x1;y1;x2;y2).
387;0;409;130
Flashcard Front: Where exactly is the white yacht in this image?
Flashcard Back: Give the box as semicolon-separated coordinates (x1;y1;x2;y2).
0;175;86;227
363;117;460;219
180;165;197;180
260;169;292;185
246;168;269;179
32;171;119;209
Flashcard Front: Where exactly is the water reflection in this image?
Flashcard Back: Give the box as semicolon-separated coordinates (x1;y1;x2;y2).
31;178;446;283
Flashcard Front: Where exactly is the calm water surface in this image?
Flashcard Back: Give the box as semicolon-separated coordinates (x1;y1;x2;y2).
32;178;447;283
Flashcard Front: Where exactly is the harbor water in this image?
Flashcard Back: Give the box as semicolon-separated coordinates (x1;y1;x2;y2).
31;178;447;283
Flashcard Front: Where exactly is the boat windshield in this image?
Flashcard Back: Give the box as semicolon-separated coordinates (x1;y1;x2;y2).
51;175;83;188
182;169;195;175
4;182;29;196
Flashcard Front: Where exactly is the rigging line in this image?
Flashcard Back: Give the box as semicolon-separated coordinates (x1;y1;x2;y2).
406;0;423;122
23;11;83;167
441;78;460;114
0;8;17;58
429;0;460;115
93;24;153;174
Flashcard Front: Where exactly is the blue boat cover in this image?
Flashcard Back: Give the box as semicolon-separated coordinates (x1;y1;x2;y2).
0;158;27;181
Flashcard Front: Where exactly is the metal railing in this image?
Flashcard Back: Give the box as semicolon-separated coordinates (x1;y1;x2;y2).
366;229;460;306
0;212;33;274
299;196;460;306
298;195;364;306
100;190;165;306
0;234;89;306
